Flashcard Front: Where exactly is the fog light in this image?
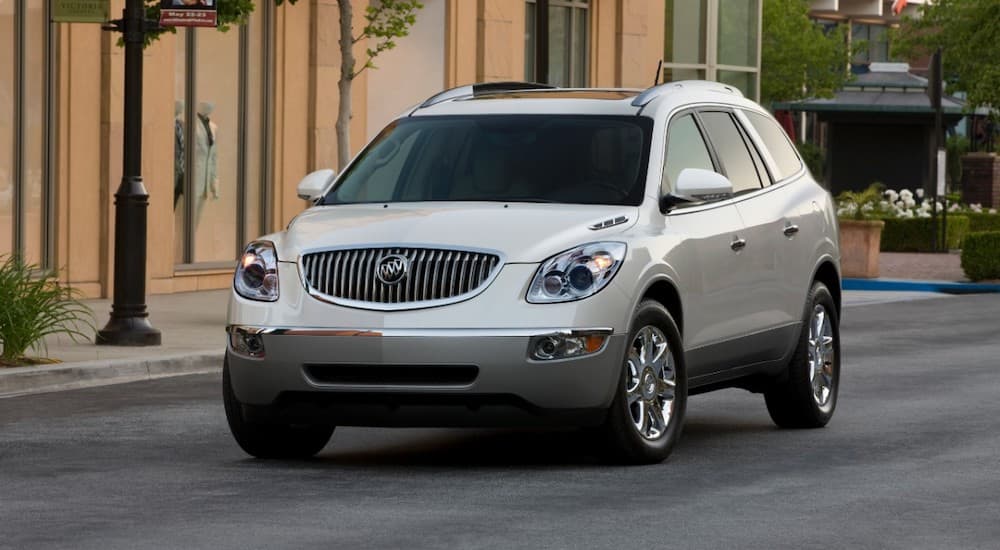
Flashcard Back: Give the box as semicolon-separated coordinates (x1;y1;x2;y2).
529;330;610;361
229;327;266;358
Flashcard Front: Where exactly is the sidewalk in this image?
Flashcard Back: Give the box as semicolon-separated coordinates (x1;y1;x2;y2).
0;290;229;398
879;251;965;282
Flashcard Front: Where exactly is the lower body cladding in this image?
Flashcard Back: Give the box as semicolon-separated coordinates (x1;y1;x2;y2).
226;326;627;428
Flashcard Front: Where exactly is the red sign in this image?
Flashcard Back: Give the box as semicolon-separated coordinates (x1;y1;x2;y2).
160;0;218;28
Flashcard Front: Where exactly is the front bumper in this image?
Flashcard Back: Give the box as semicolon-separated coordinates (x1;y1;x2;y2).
226;326;627;427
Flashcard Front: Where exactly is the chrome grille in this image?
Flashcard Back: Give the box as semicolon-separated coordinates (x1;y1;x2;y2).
301;247;502;308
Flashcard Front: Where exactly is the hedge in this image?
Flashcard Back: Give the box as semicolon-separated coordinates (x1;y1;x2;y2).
965;213;1000;233
961;231;1000;281
879;215;969;252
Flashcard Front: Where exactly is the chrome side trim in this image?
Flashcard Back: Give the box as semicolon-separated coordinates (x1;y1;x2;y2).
226;325;615;338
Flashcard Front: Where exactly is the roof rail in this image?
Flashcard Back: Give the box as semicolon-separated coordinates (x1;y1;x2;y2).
631;80;743;107
418;81;557;108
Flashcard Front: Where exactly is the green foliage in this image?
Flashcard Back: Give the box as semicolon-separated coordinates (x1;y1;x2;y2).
961;231;1000;281
836;183;887;220
796;141;824;180
134;0;261;47
880;215;969;252
761;0;851;105
946;134;969;188
966;212;1000;233
0;256;94;365
354;0;423;78
892;0;1000;117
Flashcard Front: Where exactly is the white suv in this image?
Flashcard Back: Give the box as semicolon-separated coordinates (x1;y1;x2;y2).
224;81;841;464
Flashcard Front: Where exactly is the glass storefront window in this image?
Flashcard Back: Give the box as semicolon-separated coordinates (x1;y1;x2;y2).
1;0;13;256
852;23;889;64
1;0;50;263
718;70;756;99
174;6;271;267
524;0;589;87
664;0;706;65
717;0;758;68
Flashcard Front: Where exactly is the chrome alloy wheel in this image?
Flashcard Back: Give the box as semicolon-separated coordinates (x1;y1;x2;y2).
625;326;676;440
809;304;836;411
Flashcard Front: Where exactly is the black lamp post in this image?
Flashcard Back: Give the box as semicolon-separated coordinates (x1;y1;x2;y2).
96;0;161;346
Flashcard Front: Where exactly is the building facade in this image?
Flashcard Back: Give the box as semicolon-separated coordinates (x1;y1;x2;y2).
1;0;760;298
809;0;932;66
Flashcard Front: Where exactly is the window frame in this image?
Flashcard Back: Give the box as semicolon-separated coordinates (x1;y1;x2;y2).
660;108;720;198
524;0;591;87
694;108;765;195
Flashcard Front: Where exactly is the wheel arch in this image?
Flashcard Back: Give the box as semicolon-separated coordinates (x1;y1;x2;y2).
812;258;842;316
639;277;684;337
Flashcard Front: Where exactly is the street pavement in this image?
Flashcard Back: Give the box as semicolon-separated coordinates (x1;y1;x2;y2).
2;294;999;549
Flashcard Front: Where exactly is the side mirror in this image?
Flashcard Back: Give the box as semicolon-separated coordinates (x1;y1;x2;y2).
296;169;337;201
660;168;734;212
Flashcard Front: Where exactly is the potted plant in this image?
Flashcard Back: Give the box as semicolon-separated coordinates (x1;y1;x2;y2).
836;184;887;279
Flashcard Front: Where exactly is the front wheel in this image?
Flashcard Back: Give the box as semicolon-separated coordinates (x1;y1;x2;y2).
764;281;840;428
223;355;335;459
599;300;687;464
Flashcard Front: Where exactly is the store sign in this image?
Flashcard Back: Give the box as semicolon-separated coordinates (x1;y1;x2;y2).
52;0;109;23
159;0;218;28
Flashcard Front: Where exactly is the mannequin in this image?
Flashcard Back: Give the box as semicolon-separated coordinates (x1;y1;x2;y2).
173;100;184;209
193;100;219;226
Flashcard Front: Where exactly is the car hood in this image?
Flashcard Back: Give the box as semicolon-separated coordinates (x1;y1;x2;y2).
278;202;639;263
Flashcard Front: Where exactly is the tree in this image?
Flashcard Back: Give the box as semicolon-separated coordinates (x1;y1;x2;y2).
892;0;1000;117
144;0;422;170
760;0;850;106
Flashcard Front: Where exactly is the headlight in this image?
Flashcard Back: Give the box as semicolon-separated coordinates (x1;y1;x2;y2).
234;241;279;302
527;242;626;303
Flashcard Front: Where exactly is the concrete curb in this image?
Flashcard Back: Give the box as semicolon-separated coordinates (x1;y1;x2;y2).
0;350;224;399
843;278;1000;294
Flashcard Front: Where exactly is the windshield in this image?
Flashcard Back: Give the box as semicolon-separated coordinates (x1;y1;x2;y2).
320;115;652;207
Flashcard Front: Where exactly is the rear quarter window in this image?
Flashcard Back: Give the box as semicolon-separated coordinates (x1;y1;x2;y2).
744;111;802;181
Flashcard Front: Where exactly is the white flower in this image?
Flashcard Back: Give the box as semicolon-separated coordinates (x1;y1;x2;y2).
903;198;916;208
900;209;915;218
916;188;925;199
917;210;932;218
935;202;944;211
990;209;997;214
948;203;961;212
900;189;913;201
885;190;899;202
971;204;983;213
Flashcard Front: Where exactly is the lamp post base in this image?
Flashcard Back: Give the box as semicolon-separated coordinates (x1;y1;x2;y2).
96;315;162;346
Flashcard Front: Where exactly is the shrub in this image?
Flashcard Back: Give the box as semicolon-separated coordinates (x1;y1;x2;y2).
0;255;94;365
966;212;1000;233
961;232;1000;281
880;215;969;252
796;141;825;180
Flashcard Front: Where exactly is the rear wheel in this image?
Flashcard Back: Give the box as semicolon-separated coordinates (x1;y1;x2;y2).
223;355;334;459
600;300;687;464
765;281;840;428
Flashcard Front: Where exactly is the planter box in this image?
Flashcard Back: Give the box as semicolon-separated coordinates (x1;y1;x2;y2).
839;219;885;278
961;153;1000;209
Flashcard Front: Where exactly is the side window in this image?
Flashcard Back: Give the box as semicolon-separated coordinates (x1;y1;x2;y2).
698;111;763;194
662;114;715;195
737;119;773;186
744;110;802;180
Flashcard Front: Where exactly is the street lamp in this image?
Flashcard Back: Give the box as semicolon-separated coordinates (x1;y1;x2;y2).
96;0;161;346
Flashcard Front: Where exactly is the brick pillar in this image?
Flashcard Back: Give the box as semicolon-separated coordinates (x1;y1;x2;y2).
961;153;1000;209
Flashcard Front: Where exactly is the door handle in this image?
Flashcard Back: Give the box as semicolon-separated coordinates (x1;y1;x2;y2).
730;237;747;251
783;224;800;237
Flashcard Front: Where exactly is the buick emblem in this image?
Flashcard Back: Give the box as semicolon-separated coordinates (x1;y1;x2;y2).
376;254;409;285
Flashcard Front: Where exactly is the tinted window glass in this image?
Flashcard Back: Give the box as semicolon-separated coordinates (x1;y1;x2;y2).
744;110;802;180
322;115;652;207
662;114;714;194
738;119;772;186
699;111;762;194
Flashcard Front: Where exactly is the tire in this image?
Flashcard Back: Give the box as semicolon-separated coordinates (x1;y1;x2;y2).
765;281;840;429
223;355;334;459
599;300;688;464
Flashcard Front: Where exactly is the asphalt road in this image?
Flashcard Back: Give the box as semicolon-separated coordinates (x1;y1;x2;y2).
2;294;999;550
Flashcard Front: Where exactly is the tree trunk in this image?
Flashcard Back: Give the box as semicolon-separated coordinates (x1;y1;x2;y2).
336;0;354;172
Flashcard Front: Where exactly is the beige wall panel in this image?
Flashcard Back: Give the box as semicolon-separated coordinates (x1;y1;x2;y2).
477;0;521;81
142;37;177;284
618;0;657;88
60;25;104;291
275;1;313;228
591;0;619;87
365;0;446;140
446;0;478;86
